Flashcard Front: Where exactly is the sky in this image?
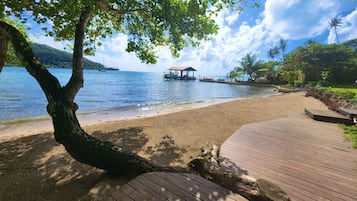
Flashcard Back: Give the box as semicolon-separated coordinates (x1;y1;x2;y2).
29;0;357;76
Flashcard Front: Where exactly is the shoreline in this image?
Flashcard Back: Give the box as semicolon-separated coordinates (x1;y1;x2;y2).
0;92;280;140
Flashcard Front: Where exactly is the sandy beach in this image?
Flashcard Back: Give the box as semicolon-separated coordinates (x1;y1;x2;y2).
0;92;327;200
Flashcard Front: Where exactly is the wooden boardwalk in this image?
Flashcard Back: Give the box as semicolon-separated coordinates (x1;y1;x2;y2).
220;113;357;201
109;172;247;201
305;108;353;125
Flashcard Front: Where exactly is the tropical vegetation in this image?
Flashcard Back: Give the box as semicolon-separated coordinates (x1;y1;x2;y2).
326;86;357;101
229;16;357;89
229;37;357;88
232;53;263;81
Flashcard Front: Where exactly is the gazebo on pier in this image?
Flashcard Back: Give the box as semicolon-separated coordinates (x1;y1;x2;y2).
163;66;197;80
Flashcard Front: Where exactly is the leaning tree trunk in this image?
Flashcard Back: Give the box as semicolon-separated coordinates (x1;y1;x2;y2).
47;95;173;175
0;15;290;201
0;19;171;176
0;32;7;72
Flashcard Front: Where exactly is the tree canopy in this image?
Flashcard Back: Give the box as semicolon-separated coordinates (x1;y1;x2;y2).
2;0;252;64
283;42;357;85
234;53;263;81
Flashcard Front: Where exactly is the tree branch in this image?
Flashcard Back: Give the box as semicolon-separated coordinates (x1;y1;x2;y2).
0;34;7;72
97;0;145;16
64;7;93;101
0;21;61;100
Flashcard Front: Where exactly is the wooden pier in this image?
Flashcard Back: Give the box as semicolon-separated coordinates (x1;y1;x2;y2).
220;113;357;200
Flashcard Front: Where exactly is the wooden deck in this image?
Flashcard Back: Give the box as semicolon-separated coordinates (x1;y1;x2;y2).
220;114;357;201
305;108;354;125
337;107;357;119
109;172;248;201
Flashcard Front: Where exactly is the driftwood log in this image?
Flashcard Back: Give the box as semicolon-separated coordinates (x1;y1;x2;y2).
189;158;290;201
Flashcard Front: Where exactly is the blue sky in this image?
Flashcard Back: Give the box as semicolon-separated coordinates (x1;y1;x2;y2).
29;0;357;75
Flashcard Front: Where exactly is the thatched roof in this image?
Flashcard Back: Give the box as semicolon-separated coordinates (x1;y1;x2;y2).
167;66;197;71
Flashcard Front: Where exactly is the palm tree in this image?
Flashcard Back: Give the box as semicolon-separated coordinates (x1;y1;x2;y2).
267;46;279;60
267;38;287;62
238;53;263;81
279;38;287;61
329;16;342;44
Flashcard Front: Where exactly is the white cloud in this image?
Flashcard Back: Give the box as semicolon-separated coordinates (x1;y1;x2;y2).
225;11;240;25
86;7;261;75
167;9;271;75
262;0;339;39
28;0;357;75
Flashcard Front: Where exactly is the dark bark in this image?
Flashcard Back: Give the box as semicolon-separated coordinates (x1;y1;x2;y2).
0;33;7;72
64;7;91;101
46;94;173;175
0;5;4;72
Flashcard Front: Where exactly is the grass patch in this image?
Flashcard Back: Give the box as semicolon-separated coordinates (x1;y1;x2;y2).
339;124;357;148
326;86;357;101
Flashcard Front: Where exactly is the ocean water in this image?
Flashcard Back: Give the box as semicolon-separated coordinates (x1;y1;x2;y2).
0;67;277;121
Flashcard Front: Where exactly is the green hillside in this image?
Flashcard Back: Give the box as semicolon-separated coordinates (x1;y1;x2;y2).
30;43;103;69
5;43;104;69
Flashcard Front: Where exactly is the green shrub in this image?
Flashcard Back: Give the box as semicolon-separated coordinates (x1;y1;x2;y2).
334;91;356;99
294;80;303;87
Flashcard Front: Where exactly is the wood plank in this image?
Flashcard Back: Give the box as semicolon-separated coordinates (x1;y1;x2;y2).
337;107;357;119
109;188;134;201
220;115;357;201
119;182;154;200
128;179;168;201
223;133;357;174
221;149;355;200
305;108;353;124
111;172;248;201
140;172;200;201
180;173;248;201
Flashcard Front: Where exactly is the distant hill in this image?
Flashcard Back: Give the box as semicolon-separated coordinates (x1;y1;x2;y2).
30;43;104;69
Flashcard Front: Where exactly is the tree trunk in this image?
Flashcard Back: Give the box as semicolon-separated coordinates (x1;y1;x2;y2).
0;33;8;72
47;94;173;175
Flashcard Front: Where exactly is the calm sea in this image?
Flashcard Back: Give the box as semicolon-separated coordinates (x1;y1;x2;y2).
0;67;277;121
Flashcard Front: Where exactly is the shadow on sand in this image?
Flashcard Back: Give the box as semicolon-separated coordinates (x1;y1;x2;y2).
0;127;193;200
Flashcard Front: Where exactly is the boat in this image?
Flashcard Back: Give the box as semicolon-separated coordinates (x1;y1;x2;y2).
163;66;197;80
